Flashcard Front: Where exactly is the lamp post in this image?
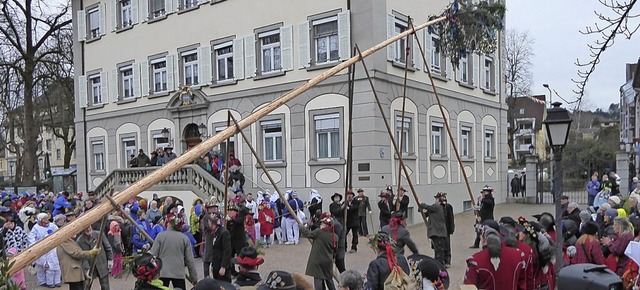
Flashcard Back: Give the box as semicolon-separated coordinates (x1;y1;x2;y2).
198;123;208;138
543;83;552;108
543;102;572;274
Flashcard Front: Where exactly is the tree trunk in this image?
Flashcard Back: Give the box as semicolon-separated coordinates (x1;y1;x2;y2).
63;136;74;169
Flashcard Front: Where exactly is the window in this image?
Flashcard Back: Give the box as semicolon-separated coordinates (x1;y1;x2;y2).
394;18;408;64
431;122;443;156
89;74;103;105
259;30;281;73
215;127;236;156
182;51;199;86
180;0;198;9
92;141;105;171
56;149;61;160
153;133;170;151
149;0;166;18
461;126;471;157
483;56;494;91
431;33;441;73
87;7;100;39
214;42;233;81
122;138;136;168
45;139;52;151
312;17;339;65
519;108;525;114
395;116;411;154
120;66;134;99
262;120;283;161
315;113;340;159
485;130;494;158
151;59;168;92
120;0;132;28
459;53;469;83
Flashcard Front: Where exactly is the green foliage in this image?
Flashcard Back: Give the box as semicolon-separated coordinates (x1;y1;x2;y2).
562;132;616;180
429;0;506;66
1;259;20;290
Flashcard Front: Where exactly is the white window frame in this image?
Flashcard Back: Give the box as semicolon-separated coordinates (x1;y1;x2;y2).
152;133;170;151
214;41;234;81
122;137;136;168
312;16;339;65
315;113;340;159
89;74;102;105
215;126;236;155
484;56;493;90
395;116;412;154
56;149;61;160
262;120;283;162
151;58;168;93
149;0;166;18
120;0;132;28
92;141;105;172
459;53;469;83
181;50;199;86
259;29;281;73
87;6;100;39
180;0;198;10
120;66;134;99
431;122;443;156
394;18;408;64
461;126;472;157
485;129;494;158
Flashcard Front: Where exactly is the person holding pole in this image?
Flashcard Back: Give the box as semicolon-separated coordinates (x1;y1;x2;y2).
391;186;410;218
345;190;360;253
418;193;447;265
76;226;113;290
150;213;198;289
377;191;392;229
470;185;495;249
356;188;371;236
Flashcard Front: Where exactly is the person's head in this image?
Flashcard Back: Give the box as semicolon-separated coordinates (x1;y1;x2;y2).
232;246;264;270
85;199;94;209
357;189;364;197
398;186;406;196
338;269;364;290
560;195;569;205
609;196;621;208
153;193;158;199
605;208;618;223
132;253;163;282
346;190;355;202
614;217;633;235
591;174;598;181
83;226;93;237
379;191;389;201
110;221;120;233
579;210;592;224
165;196;173;205
206;202;219;213
603;175;609;181
481;185;493;196
567;202;578;213
209;213;222;230
514;174;519;178
138;209;146;221
138;149;145;155
150;200;158;210
332;193;343;203
581;222;599;237
600;202;611;214
369;232;396;254
246;193;253;201
630;193;640;208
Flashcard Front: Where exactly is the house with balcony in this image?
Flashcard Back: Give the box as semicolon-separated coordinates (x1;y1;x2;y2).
509;95;547;163
72;0;508;220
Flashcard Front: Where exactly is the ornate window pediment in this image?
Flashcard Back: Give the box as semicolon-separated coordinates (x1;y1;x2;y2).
166;86;209;111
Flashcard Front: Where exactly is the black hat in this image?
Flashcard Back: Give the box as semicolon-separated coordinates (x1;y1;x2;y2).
560;195;569;200
346;189;355;196
481;185;493;192
132;253;163;282
205;201;219;208
483;220;500;232
257;270;297;290
407;254;449;289
331;192;343;202
418;258;442;282
392;211;405;219
194;278;236;290
232;246;264;267
582;222;599;236
499;216;525;232
532;212;554;221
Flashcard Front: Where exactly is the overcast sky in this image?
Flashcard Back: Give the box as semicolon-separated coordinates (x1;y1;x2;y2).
506;0;640;110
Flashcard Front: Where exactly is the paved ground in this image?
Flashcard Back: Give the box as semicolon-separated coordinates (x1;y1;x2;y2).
27;202;555;289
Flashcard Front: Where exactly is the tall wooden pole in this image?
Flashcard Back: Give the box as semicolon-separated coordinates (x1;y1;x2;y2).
8;15;446;276
396;18;413;208
223;112;232;224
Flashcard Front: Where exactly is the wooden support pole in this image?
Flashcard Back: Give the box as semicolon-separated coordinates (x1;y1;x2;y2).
105;195;155;243
224;112;232;223
355;45;429;228
8;15;446;276
85;190;112;290
396;18;413;210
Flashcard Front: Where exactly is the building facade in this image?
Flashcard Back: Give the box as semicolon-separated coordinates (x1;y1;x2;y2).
73;0;508;219
509;95;547;163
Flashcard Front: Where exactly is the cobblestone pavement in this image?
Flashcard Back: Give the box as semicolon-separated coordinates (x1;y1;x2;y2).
28;202;555;289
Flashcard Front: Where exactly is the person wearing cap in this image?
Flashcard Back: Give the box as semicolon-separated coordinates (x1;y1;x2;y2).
377;190;392;228
518;217;554;289
391;186;410;218
608;195;622;210
76;226;114;290
381;211;419;256
418;194;447;265
300;213;338;290
1;212;28;253
356;188;371;236
365;232;411;290
28;213;62;287
150;213;198;289
308;189;323;222
471;185;495;249
164;146;177;162
226;203;248;275
232;246;264;286
132;253;169;290
344;190;360;253
499;216;534;289
203;212;232;281
136;149;152;167
417;258;446;290
600;209;618;243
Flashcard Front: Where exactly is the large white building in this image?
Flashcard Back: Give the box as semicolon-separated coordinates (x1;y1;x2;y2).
73;0;508;221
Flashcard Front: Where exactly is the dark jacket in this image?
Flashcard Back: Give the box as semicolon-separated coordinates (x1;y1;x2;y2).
301;227;337;280
391;194;410;218
378;200;392;225
443;203;455;235
366;252;411;290
357;195;371;216
345;198;360;228
564;208;582;227
420;202;447;238
330;202;345;225
333;218;346;260
204;226;231;271
76;230;114;279
479;194;495;222
381;224;419;255
226;212;247;254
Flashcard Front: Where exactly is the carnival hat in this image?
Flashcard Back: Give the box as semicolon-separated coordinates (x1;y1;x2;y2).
132;253;163;282
194;278;236;290
331;192;343;202
481;185;493;192
257;270;297;290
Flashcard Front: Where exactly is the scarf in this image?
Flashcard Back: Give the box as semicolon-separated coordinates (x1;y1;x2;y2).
108;221;121;235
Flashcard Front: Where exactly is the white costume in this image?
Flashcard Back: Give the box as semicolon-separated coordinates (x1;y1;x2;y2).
27;214;61;287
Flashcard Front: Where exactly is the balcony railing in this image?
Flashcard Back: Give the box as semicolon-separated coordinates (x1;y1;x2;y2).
93;164;229;201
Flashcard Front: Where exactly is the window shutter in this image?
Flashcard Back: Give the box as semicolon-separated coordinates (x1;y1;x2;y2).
455;60;461;82
424;31;432;71
472;53;479;87
446;57;453;80
100;72;108;103
111;0;118;31
244;35;256;78
386;14;396;61
233;38;245;80
77;10;86;42
280;26;293;71
131;0;139;24
412;30;422;70
78;75;88;108
297;21;310;69
139;0;148;22
140;61;149;96
165;0;174;13
109;68;118;102
133;62;142;97
198;46;212;86
494;52;499;93
99;3;107;36
338;11;351;61
479;55;485;89
166;54;176;91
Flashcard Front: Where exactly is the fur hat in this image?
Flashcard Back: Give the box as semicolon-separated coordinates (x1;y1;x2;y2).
582;222;599;236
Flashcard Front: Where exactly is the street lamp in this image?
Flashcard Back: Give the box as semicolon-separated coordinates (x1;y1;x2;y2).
543;84;552;108
543;102;572;274
528;144;535;155
161;127;170;139
620;141;626;151
198;123;208;138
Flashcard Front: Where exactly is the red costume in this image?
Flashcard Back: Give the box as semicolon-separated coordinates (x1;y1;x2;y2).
258;208;274;236
464;244;526;290
515;241;535;290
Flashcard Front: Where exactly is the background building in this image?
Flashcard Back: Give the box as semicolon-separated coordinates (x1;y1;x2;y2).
73;0;508;222
508;95;547;164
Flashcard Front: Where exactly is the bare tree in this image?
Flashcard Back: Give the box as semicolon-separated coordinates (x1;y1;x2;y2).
505;29;535;162
0;0;72;185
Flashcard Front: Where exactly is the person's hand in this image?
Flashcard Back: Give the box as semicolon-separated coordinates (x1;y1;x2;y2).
219;267;226;276
88;248;101;257
143;243;151;250
601;237;612;246
107;260;113;271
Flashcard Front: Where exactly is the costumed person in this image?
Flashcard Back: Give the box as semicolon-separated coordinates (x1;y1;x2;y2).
57;236;101;290
190;203;202;258
391;186;410;218
308;189;323;220
329;192;345;226
1;212;28;252
257;270;314;290
418;258;447;290
570;221;605;265
463;220;526;290
258;201;275;247
301;212;338;290
226;202;248;275
244;207;257;246
377;190;392;228
150;213;199;289
231;246;264;287
285;191;304;245
338;270;364;290
418;193;448;265
203;212;232;282
7;248;26;290
381;211;419;255
27;213;61;288
107;221;125;277
499;216;535;290
132;253;169;290
344;189;360;253
76;226;114;290
518;217;553;290
365;232;411;290
356;188;372;236
439;193;455;268
132;210;155;253
471;185;495;248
